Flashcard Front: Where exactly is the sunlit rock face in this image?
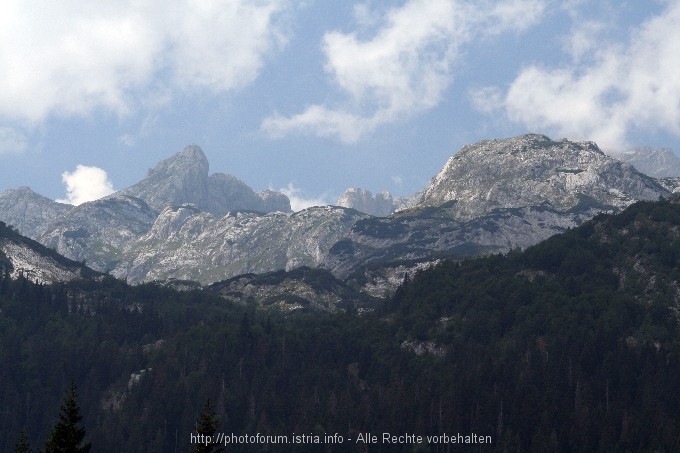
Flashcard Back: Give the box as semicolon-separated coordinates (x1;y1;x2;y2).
421;134;666;220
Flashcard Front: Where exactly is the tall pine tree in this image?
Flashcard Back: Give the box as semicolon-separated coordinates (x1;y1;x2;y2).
43;384;91;453
190;399;224;453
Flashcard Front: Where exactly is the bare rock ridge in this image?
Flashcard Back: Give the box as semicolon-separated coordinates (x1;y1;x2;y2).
0;135;673;286
113;205;367;284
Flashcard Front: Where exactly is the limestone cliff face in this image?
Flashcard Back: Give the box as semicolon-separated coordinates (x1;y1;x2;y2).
257;190;291;213
120;145;210;213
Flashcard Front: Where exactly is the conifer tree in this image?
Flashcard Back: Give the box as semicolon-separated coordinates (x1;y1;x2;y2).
43;384;91;453
14;431;32;453
190;399;224;453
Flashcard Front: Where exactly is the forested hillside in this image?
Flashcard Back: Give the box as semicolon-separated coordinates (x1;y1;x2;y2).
2;198;680;452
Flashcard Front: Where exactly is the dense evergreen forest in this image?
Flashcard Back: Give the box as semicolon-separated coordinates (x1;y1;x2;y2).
2;198;680;452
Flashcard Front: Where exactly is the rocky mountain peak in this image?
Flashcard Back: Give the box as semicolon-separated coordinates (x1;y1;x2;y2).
421;134;666;219
120;145;210;213
151;144;209;175
119;145;290;216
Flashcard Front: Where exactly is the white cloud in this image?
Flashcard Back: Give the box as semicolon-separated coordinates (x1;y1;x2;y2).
561;20;608;61
475;3;680;151
264;106;372;143
279;183;328;211
0;127;28;154
485;0;547;34
262;0;546;142
57;165;115;205
0;0;290;123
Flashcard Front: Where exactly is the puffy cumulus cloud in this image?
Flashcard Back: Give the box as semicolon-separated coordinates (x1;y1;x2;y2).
475;3;680;151
262;0;546;143
279;183;328;212
0;0;290;123
57;165;115;205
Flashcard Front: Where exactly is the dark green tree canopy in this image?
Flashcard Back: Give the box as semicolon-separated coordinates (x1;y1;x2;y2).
14;431;31;453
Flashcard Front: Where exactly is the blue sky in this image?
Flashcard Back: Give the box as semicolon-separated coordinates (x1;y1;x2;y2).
1;0;678;209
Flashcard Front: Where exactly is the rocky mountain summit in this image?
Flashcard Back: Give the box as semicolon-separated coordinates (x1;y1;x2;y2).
120;145;291;215
421;134;665;219
0;145;295;281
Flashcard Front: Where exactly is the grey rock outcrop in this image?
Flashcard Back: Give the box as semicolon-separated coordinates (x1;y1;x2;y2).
257;189;291;213
120;145;210;213
208;266;378;313
337;188;395;216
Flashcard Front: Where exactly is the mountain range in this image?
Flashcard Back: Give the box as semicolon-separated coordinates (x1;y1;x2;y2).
3;189;680;452
0;134;676;289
